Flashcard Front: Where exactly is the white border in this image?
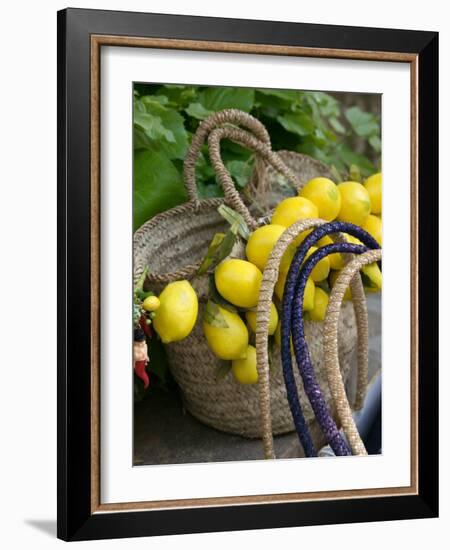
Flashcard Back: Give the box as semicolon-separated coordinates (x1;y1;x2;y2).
101;46;411;504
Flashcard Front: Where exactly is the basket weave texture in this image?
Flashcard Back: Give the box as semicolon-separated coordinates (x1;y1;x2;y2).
166;301;356;438
133;109;359;439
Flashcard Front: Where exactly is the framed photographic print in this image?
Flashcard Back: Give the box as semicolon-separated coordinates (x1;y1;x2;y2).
57;8;439;541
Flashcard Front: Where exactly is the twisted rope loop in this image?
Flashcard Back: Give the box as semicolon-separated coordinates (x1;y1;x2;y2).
324;247;382;455
256;220;379;459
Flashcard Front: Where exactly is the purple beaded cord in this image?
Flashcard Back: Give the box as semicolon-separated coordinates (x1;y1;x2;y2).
280;221;380;456
292;243;366;455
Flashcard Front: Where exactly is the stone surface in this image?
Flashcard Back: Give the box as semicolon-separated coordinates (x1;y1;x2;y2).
133;387;305;465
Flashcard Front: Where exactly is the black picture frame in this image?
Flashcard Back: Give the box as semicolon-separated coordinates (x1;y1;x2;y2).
57;7;439;541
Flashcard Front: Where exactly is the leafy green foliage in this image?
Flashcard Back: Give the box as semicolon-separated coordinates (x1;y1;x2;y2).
186;87;255;119
133;150;187;230
133;84;381;230
345;106;381;152
133;84;381;403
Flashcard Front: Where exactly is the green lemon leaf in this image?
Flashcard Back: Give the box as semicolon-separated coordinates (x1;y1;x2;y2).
217;205;250;240
197;233;226;275
198;229;237;275
203;300;229;328
134;267;149;293
208;275;238;314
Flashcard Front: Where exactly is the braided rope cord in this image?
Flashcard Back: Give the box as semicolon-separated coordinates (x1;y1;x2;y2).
290;243;365;455
323;247;383;455
183;108;271;205
145;109;300;284
255;219;373;459
283;222;380;455
255;219;329;458
136;199;224;285
207;126;305;230
144;110;271;285
299;221;381;412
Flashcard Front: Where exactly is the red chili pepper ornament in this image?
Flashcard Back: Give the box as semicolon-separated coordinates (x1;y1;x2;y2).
133;327;150;389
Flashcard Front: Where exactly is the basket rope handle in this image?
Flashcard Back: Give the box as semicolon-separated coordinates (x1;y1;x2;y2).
183;108;271;203
289;240;372;456
323;248;382;455
255;220;369;459
285;222;380;456
207;126;305;230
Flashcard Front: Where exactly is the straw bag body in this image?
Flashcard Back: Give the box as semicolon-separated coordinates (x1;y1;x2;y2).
134;109;358;440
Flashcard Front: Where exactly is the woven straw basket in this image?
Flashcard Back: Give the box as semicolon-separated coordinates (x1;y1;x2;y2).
134;109;361;443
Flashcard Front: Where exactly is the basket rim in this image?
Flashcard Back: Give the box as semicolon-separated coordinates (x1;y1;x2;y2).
133;197;229;284
134;197;225;243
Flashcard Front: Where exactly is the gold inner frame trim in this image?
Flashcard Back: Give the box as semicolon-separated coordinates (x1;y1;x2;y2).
90;34;419;514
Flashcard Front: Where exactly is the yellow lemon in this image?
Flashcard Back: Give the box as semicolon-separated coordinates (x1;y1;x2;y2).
232;345;258;384
343;234;382;291
246;303;278;335
361;262;382;292
317;235;345;270
279;244;296;275
345;234;363;245
246;224;285;271
203;306;249;360
280;238;331;278
215;259;262;308
364;172;382;214
274;270;287;301
309;287;329;322
295;228;314;243
337;181;371;226
303;277;316;311
153;281;198;343
272;196;319;228
305;246;330;282
275;268;315;311
299;177;341;221
329;270;352;301
142;295;160;312
362;214;382;245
